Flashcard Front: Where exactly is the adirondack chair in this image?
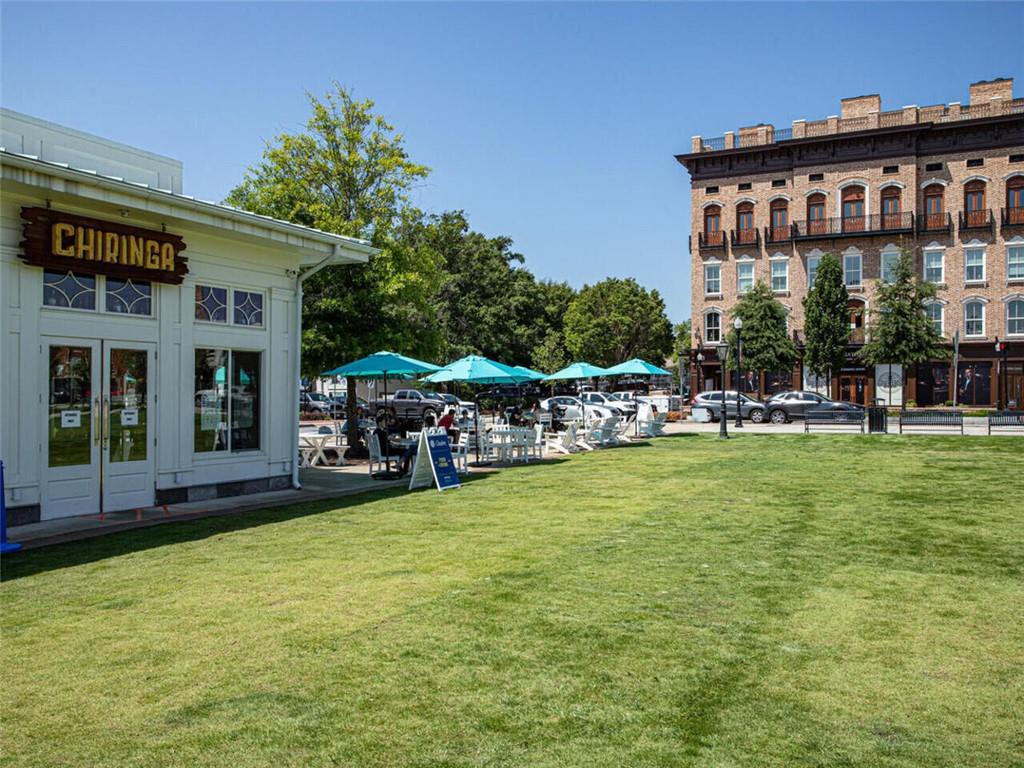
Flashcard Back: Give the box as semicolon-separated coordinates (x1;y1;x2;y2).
578;418;604;450
544;423;577;455
599;416;621;446
366;428;387;476
451;430;470;473
531;423;544;460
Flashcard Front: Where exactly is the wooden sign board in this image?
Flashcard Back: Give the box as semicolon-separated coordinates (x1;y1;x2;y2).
20;207;188;284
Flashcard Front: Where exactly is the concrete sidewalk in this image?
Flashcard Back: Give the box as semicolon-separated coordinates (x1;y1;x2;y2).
7;464;405;550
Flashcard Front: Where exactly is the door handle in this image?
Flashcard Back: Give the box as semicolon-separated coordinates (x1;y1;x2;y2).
94;395;102;446
103;395;110;450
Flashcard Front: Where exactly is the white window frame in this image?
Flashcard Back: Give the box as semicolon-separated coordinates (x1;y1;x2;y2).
736;258;755;294
964;247;986;284
195;284;266;328
923;248;944;284
842;247;862;288
963;299;986;338
806;248;823;289
924;300;945;337
770;255;789;293
1006;295;1024;337
880;244;901;283
704;309;722;344
704;262;722;296
1007;238;1024;282
836;179;870;218
42;270;156;318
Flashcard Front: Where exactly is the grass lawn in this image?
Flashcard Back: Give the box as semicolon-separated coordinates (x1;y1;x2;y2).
2;434;1023;767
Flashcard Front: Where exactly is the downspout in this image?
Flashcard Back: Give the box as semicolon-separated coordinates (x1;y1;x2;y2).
292;246;343;489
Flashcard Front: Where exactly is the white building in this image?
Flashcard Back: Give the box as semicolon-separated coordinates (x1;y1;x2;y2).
0;109;374;524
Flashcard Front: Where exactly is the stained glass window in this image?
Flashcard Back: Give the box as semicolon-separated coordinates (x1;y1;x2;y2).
43;271;96;310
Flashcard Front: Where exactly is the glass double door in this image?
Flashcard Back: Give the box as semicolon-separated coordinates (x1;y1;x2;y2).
839;374;868;406
44;338;155;518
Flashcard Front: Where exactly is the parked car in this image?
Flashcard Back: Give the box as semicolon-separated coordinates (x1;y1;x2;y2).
300;391;339;417
329;394;369;414
540;396;614;423
435;392;477;416
580;391;638;417
374;388;446;421
763;391;863;424
690;391;765;423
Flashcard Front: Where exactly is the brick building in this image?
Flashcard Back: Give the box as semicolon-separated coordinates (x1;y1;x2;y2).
676;78;1024;409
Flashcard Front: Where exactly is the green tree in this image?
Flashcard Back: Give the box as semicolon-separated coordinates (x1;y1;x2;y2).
225;84;443;450
802;253;849;391
531;330;571;374
858;249;947;408
563;278;673;368
670;320;692;392
725;281;798;393
426;211;574;366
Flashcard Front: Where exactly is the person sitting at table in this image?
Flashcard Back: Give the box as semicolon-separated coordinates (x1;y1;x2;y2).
438;408;459;441
399;412;435;475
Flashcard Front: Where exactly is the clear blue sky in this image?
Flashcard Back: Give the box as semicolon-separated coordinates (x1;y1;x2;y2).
2;2;1022;323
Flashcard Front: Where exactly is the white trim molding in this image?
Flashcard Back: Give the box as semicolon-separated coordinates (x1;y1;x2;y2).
768;194;792;203
701;199;724;210
925;297;949;307
920;177;948;189
878;180;906;191
735;197;758;206
961;294;990;305
964;237;989;248
804;188;830;198
836;179;869;218
962;174;991;185
735;253;755;262
1002;293;1024;303
1002;171;1024;181
769;251;789;260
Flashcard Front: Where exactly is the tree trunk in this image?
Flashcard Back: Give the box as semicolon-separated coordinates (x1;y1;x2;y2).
345;377;368;459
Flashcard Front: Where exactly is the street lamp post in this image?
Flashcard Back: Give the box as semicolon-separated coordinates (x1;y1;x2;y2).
696;352;705;395
733;317;744;429
995;337;1008;411
717;341;730;439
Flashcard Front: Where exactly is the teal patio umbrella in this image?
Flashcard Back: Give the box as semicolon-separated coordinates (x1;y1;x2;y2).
422;355;534;464
542;361;608;382
322;351;440;412
511;365;547;381
603;359;672;435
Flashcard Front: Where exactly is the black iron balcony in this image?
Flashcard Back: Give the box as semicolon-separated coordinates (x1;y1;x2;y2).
730;227;760;248
959;209;994;232
791;212;914;240
764;225;793;244
918;212;952;235
698;230;726;249
1001;207;1024;227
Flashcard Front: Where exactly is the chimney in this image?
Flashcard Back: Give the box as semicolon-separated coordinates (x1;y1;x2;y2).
841;94;881;119
969;77;1014;105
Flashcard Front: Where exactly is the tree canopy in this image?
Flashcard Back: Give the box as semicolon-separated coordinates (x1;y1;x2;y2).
859;250;947;370
802;253;849;383
563;278;673;368
725;281;798;376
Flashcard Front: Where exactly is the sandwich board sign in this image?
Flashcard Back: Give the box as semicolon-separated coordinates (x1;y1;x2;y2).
408;428;461;492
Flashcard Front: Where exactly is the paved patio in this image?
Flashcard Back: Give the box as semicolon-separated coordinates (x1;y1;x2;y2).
6;464;405;550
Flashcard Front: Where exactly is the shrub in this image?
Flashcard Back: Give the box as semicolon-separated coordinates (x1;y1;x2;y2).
666;410;683;422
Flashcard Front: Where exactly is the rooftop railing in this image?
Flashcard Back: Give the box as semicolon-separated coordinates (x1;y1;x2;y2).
690;96;1024;154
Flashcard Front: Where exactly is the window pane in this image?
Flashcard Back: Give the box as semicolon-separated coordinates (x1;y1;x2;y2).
1008;247;1024;280
194;349;229;452
925;304;943;335
48;345;92;467
106;279;152;316
231;351;261;451
1009;301;1024;335
705;265;720;294
844;255;861;286
965;249;984;282
233;291;264;327
738;263;753;292
108;348;148;463
43;271;96;310
195;286;228;323
706;313;720;343
808;257;819;287
965;303;984;336
924;252;943;283
771;262;787;291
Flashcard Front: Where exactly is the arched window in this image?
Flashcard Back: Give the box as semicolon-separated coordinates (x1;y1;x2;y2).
841;185;866;232
848;298;866;344
881;187;901;230
925;302;944;336
1007;176;1024;225
923;184;945;231
1008;299;1024;336
964;180;987;227
736;202;755;244
705;310;721;343
703;205;722;246
769;199;789;242
964;300;985;337
807;193;827;236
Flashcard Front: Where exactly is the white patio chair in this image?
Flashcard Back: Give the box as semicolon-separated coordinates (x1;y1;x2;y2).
599;416;621;447
651;413;668;436
530;423;544;460
452;429;470;474
367;428;386;477
578;418;604;450
544;423;577;455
